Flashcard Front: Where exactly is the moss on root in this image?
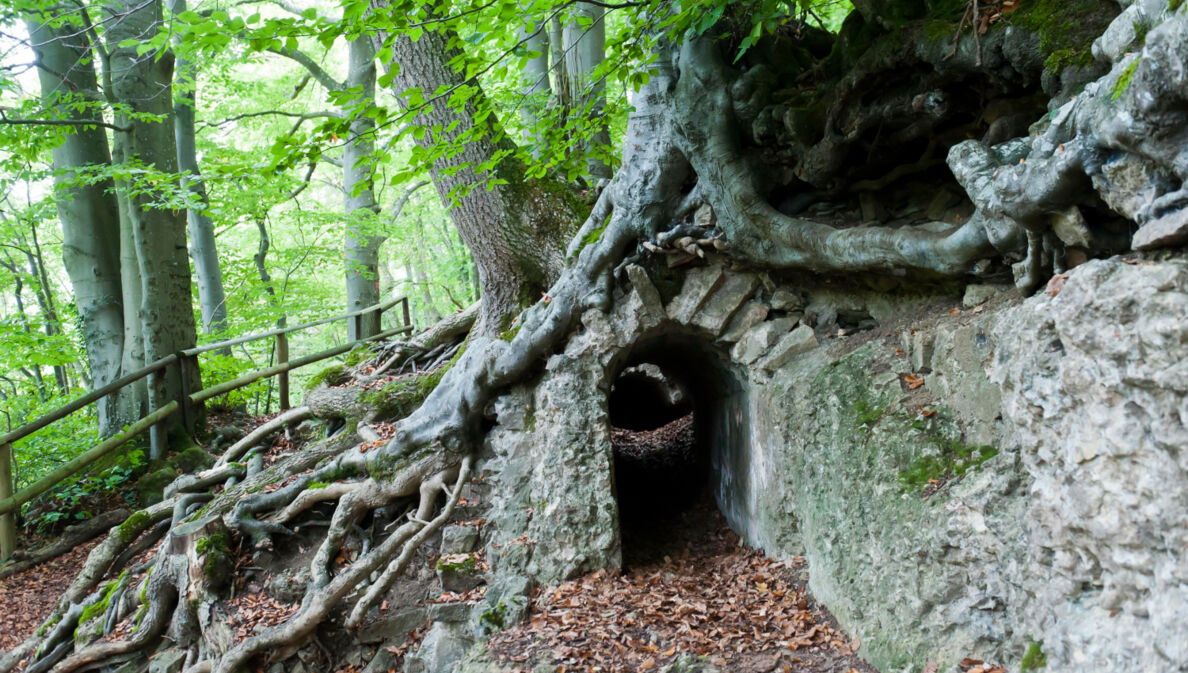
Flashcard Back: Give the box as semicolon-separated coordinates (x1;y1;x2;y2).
304;363;348;392
115;510;153;543
359;367;447;421
1014;0;1118;76
1112;58;1140;100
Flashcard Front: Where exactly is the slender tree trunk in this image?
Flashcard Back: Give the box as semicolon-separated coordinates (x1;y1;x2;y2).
517;24;551;154
372;18;580;334
25;12;129;435
25;226;69;393
168;0;228;338
562;2;611;179
0;259;48;399
412;215;441;324
549;17;569;108
343;37;383;340
106;0;201;432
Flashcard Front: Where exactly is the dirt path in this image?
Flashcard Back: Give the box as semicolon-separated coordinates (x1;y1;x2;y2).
487;496;878;673
0;539;100;652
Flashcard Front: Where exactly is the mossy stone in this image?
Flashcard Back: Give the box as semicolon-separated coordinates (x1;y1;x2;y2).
135;467;177;506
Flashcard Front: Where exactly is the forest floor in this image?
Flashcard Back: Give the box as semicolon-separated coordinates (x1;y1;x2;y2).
487;495;878;673
1;413;880;673
0;539;100;651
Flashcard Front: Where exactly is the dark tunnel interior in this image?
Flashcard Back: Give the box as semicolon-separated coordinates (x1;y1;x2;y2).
607;329;749;561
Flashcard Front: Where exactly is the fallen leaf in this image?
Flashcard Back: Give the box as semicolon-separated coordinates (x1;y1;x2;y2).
1045;273;1069;297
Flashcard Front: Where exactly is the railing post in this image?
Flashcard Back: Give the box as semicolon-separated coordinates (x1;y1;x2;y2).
401;296;411;329
276;332;290;411
1;442;17;560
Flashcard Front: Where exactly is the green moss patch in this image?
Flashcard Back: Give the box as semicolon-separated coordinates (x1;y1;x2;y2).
897;419;999;492
1022;640;1048;670
304;363;348;392
1112;58;1140;100
1014;0;1118;76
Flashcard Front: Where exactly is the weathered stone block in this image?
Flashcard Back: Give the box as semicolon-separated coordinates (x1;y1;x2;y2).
440;525;479;555
1051;206;1092;248
357;606;427;644
667;264;725;323
719;301;770;343
962;283;1008;308
730;317;797;364
626;264;665;320
404;622;473;673
1132;208;1188;250
769;288;803;312
757;325;817;372
690;272;759;335
428;601;471;624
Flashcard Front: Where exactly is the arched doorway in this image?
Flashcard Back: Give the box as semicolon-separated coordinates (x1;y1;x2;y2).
607;328;753;564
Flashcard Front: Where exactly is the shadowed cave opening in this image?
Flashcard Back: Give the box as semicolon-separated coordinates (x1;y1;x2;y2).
609;330;754;565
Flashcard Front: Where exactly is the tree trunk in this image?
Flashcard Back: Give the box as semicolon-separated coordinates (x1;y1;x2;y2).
562;2;611;179
343;37;383;340
25;12;130;435
169;0;229;339
517;24;551;154
372;19;580;334
106;0;201;432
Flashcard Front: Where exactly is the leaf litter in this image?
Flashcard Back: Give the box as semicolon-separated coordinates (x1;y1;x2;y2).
487;497;876;673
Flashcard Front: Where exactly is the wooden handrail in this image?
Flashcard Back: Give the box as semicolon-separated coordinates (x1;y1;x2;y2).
0;296;409;448
0;295;413;557
0;355;178;447
190;325;411;404
182;295;406;357
0;402;180;516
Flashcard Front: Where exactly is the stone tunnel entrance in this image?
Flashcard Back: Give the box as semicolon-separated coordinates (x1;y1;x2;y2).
608;329;754;563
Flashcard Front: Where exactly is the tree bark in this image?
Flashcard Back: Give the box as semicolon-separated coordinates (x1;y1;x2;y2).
106;0;202;431
343;36;383;340
517;23;551;155
562;2;611;179
371;17;580;334
25;12;130;434
169;0;229;339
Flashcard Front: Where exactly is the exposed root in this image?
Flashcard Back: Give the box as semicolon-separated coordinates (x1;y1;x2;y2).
346;462;468;627
0;509;130;579
369;302;478;379
216;406;312;467
270;482;359;525
212;457;471;673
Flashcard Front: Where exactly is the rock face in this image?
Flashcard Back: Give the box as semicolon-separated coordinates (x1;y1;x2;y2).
462;255;1188;673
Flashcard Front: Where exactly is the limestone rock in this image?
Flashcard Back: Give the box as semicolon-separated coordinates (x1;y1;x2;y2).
690;272;759;335
768;289;803;312
357;606;427;644
1050;206;1092;249
404;622;473;673
667;264;725;323
730;317;796;365
756;325;817;372
626;264;665;320
428;601;471;624
1131;208;1188;250
440;525;479;555
962;283;1008;308
719;301;769;343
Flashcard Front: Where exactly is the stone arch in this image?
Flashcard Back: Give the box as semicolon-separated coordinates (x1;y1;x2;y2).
482;261;815;584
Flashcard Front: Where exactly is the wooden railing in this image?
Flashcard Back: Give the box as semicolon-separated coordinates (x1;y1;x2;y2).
0;296;413;559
